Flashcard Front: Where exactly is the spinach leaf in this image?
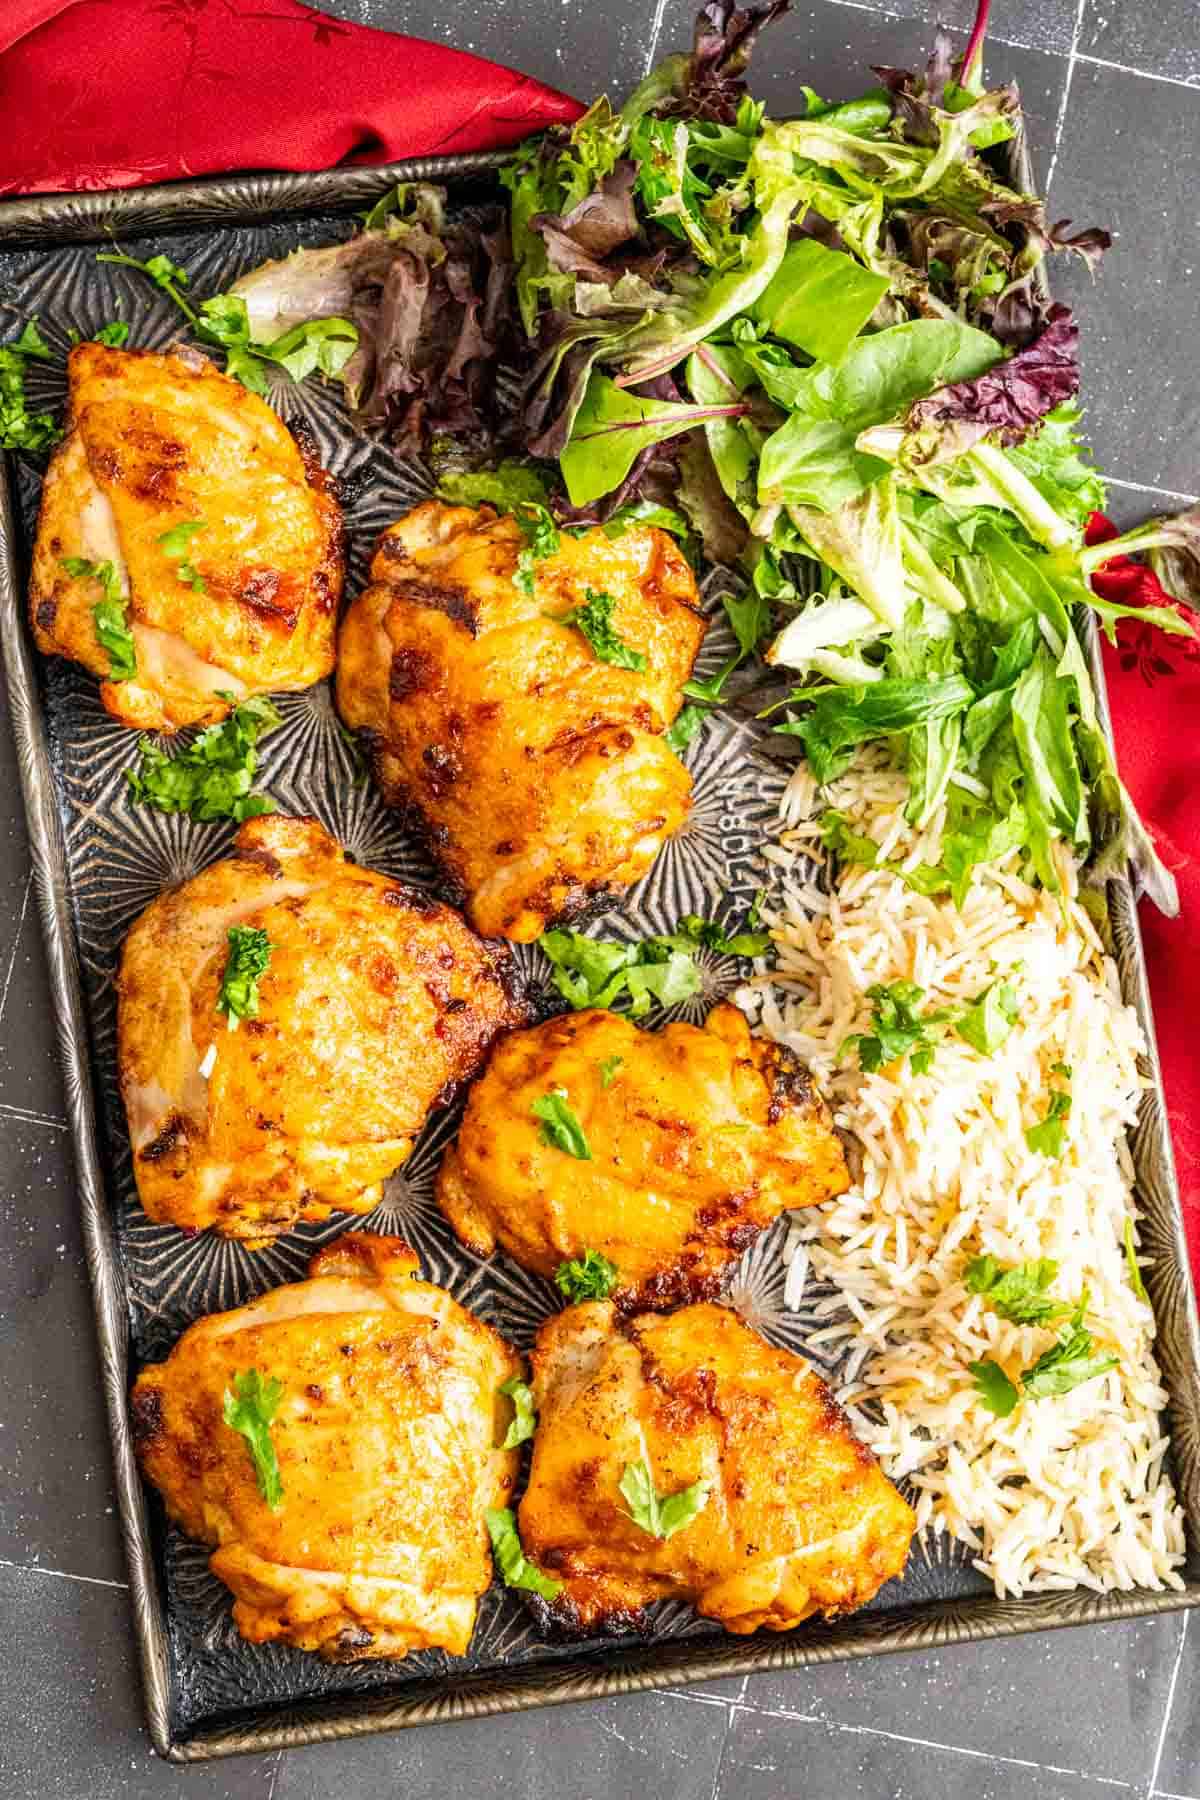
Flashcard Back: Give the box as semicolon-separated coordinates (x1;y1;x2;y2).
758;319;1001;515
777;672;975;783
560;373;749;507
750;238;890;365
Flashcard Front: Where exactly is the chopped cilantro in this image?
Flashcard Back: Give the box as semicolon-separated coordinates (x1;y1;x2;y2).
215;925;272;1029
1021;1293;1119;1399
954;981;1020;1055
158;518;206;594
554;1249;619;1303
619;1459;711;1540
841;981;949;1076
539;926;702;1018
1025;1067;1073;1158
126;694;281;823
1;321;59;452
964;1255;1070;1327
969;1358;1020;1417
820;809;881;868
532;1089;591;1160
1124;1218;1148;1304
663;705;707;755
552;587;647;671
222;1369;284;1508
61;556;137;681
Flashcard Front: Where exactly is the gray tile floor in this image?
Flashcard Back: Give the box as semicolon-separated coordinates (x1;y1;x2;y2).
1;1;1198;1795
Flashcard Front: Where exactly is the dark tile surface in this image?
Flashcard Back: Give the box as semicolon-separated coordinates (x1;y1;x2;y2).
1047;57;1200;499
0;1564;278;1800
273;1688;731;1800
0;893;69;1124
1080;0;1200;90
736;1613;1186;1788
311;0;651;113
650;0;1070;174
0;1119;123;1584
1149;1614;1200;1797
720;1700;1142;1800
3;0;1199;1796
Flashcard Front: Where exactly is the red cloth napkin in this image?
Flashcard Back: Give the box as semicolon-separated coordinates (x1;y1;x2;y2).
1088;517;1200;1276
0;0;583;195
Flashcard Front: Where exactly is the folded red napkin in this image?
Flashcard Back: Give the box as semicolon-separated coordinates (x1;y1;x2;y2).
1088;518;1200;1274
0;0;583;195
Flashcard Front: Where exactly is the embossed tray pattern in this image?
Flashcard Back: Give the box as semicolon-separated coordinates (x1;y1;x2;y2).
2;156;1199;1762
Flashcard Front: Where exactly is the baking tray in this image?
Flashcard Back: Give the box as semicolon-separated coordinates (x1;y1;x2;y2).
3;145;1200;1764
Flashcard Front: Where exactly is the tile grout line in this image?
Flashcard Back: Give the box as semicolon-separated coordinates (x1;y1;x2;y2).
642;0;672;78
741;1703;1138;1789
707;1694;740;1800
1144;1613;1190;1800
0;1101;68;1132
1044;0;1089;198
1107;475;1200;506
1075;52;1200;95
0;870;32;1027
0;1554;128;1592
265;1749;283;1800
790;0;1034;57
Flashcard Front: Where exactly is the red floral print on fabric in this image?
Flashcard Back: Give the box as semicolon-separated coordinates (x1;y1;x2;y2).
1089;512;1200;1278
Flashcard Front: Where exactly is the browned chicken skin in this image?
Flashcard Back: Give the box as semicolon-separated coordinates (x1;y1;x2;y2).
335;500;706;941
132;1234;521;1660
117;813;524;1243
436;1003;849;1308
29;343;341;732
520;1301;915;1634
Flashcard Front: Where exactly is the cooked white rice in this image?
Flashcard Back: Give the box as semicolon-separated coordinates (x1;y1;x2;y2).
740;745;1186;1597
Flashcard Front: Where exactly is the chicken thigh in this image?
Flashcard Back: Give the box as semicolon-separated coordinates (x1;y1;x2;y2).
132;1233;521;1660
436;1003;849;1308
335;500;706;940
519;1301;915;1634
117;813;524;1242
29;342;341;731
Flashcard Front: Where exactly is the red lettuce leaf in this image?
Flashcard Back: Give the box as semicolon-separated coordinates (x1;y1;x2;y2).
678;0;791;124
905;303;1079;456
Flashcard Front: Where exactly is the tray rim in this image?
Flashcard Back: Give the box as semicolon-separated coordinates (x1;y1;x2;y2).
3;150;1200;1765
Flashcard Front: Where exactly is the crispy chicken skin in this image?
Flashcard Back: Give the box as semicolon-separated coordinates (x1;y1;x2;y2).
436;1003;849;1308
335;500;706;941
117;814;524;1243
520;1301;915;1634
29;343;341;732
132;1234;521;1660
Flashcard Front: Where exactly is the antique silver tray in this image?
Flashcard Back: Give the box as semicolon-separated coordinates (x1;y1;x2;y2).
2;149;1199;1764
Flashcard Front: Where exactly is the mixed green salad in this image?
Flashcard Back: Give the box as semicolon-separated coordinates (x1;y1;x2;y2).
3;0;1196;915
491;0;1197;916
